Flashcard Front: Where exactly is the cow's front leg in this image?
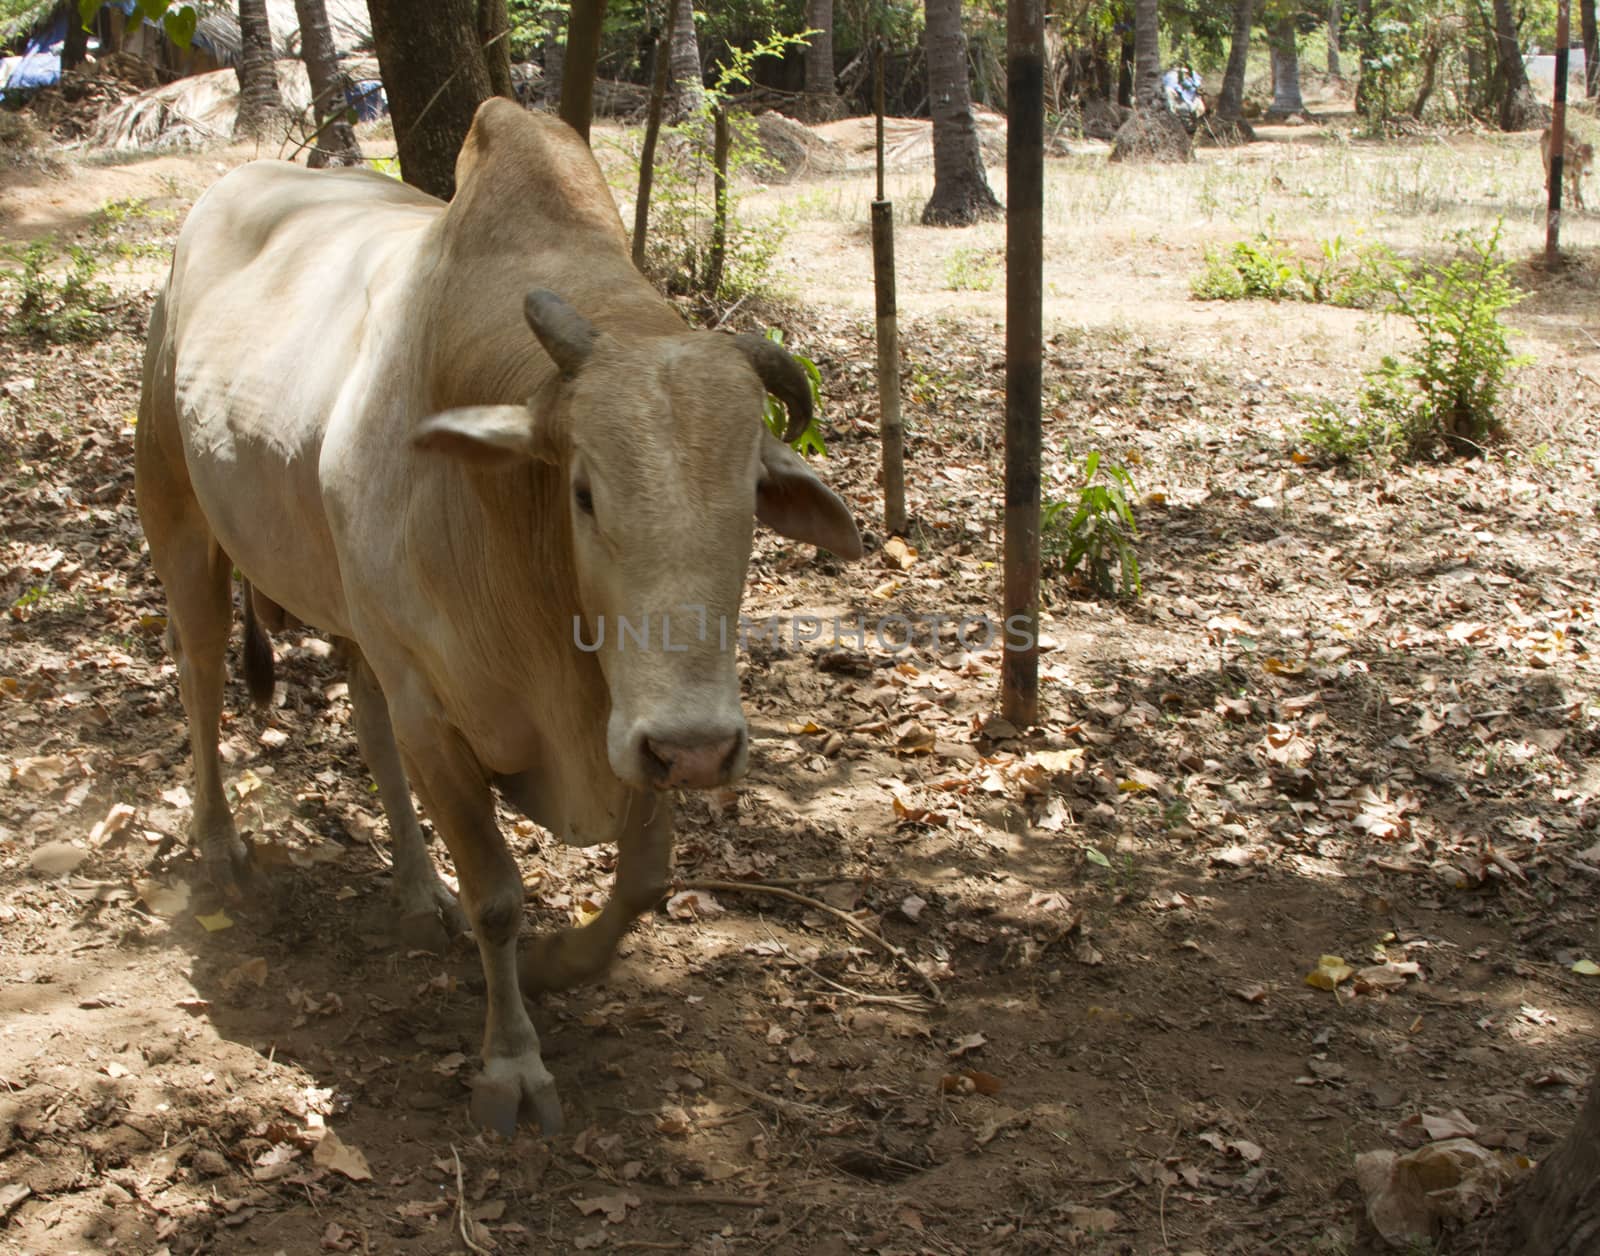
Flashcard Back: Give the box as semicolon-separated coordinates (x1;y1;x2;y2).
404;729;562;1137
520;792;671;994
344;643;469;950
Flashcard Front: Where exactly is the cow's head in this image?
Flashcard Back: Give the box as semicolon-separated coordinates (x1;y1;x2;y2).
414;290;862;793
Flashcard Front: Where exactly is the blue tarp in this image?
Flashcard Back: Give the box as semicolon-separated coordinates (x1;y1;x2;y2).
347;79;386;122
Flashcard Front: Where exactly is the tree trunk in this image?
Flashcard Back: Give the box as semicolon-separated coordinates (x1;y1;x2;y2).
368;0;492;200
478;0;515;99
798;0;844;120
1132;0;1162;109
1217;0;1253;117
920;0;1000;225
1492;0;1548;129
294;0;361;167
1582;0;1597;97
560;0;607;143
63;8;88;72
542;14;566;103
1117;33;1133;107
1355;0;1376;111
1268;15;1306;115
1411;38;1441;117
236;0;286;141
1476;1069;1600;1254
668;0;703;116
1328;0;1342;75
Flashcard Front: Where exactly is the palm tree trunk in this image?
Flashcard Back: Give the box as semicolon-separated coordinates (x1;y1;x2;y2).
1328;0;1342;75
479;0;515;99
63;9;88;72
800;0;838;117
1217;0;1253;118
236;0;286;140
367;0;492;199
1268;16;1305;115
1132;0;1162;109
668;0;703;116
920;0;1000;225
294;0;361;167
542;13;566;103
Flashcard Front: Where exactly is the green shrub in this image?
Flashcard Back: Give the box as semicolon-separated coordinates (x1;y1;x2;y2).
2;239;113;342
1192;231;1375;307
637;35;805;304
1043;452;1140;598
1299;222;1528;462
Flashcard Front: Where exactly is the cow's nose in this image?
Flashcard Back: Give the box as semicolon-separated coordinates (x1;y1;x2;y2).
642;731;743;789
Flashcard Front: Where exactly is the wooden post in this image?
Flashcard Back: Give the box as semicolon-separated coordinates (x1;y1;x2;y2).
706;105;730;297
1548;0;1572;265
872;40;907;535
632;0;679;271
1003;0;1044;727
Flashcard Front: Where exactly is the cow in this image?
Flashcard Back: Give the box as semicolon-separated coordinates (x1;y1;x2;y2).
134;98;862;1137
1542;125;1596;211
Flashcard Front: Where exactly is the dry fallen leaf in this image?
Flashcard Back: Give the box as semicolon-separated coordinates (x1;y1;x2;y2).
665;889;724;920
312;1129;372;1181
1305;955;1354;991
29;841;86;877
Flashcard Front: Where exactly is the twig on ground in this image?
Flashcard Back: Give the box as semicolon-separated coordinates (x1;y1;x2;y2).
451;1144;491;1256
759;924;933;1011
674;878;943;1006
713;1073;844;1120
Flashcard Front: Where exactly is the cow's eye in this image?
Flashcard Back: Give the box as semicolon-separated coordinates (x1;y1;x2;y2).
575;484;595;515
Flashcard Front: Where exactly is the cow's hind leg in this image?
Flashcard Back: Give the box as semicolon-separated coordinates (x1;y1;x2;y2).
344;643;469;949
403;729;562;1137
520;793;671;995
143;508;251;893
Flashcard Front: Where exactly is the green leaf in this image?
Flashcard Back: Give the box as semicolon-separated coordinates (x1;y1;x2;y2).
1084;847;1111;868
162;5;197;47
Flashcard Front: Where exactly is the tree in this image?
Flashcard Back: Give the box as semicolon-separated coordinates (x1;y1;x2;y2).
1489;0;1549;129
236;0;286;140
559;0;607;142
293;0;361;167
1581;0;1597;98
1328;0;1342;74
1132;0;1162;108
1268;13;1306;115
63;7;88;72
802;0;841;118
368;0;493;199
479;0;515;99
921;0;1001;225
1217;0;1255;118
668;0;703;116
1475;1068;1600;1253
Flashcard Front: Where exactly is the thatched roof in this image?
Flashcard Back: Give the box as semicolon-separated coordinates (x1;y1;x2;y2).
88;56;312;149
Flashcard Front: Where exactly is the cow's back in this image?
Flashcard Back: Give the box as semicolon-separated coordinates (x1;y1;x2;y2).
156;161;445;633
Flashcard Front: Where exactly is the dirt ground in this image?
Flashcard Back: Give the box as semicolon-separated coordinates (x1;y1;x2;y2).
3;100;1600;1256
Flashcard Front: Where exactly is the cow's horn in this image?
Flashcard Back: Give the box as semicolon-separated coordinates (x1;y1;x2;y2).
734;334;812;444
525;289;597;378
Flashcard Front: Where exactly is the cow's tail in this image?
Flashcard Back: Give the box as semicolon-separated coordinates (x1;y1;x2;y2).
241;580;277;709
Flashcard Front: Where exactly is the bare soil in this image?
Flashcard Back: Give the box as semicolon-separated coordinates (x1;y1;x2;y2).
2;112;1599;1256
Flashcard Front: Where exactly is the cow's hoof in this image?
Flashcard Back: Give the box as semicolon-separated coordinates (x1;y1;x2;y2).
470;1056;563;1138
393;870;470;951
200;831;252;899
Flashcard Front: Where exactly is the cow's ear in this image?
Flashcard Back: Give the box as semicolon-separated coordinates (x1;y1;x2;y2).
756;430;863;560
413;405;560;466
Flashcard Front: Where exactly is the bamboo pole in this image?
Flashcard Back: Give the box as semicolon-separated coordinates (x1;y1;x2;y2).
1548;0;1572;265
871;40;907;535
705;105;730;297
1002;0;1044;727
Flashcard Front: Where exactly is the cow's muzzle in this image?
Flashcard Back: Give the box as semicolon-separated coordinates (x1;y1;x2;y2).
641;729;746;790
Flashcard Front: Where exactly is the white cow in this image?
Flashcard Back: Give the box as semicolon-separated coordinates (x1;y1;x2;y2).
135;98;862;1135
